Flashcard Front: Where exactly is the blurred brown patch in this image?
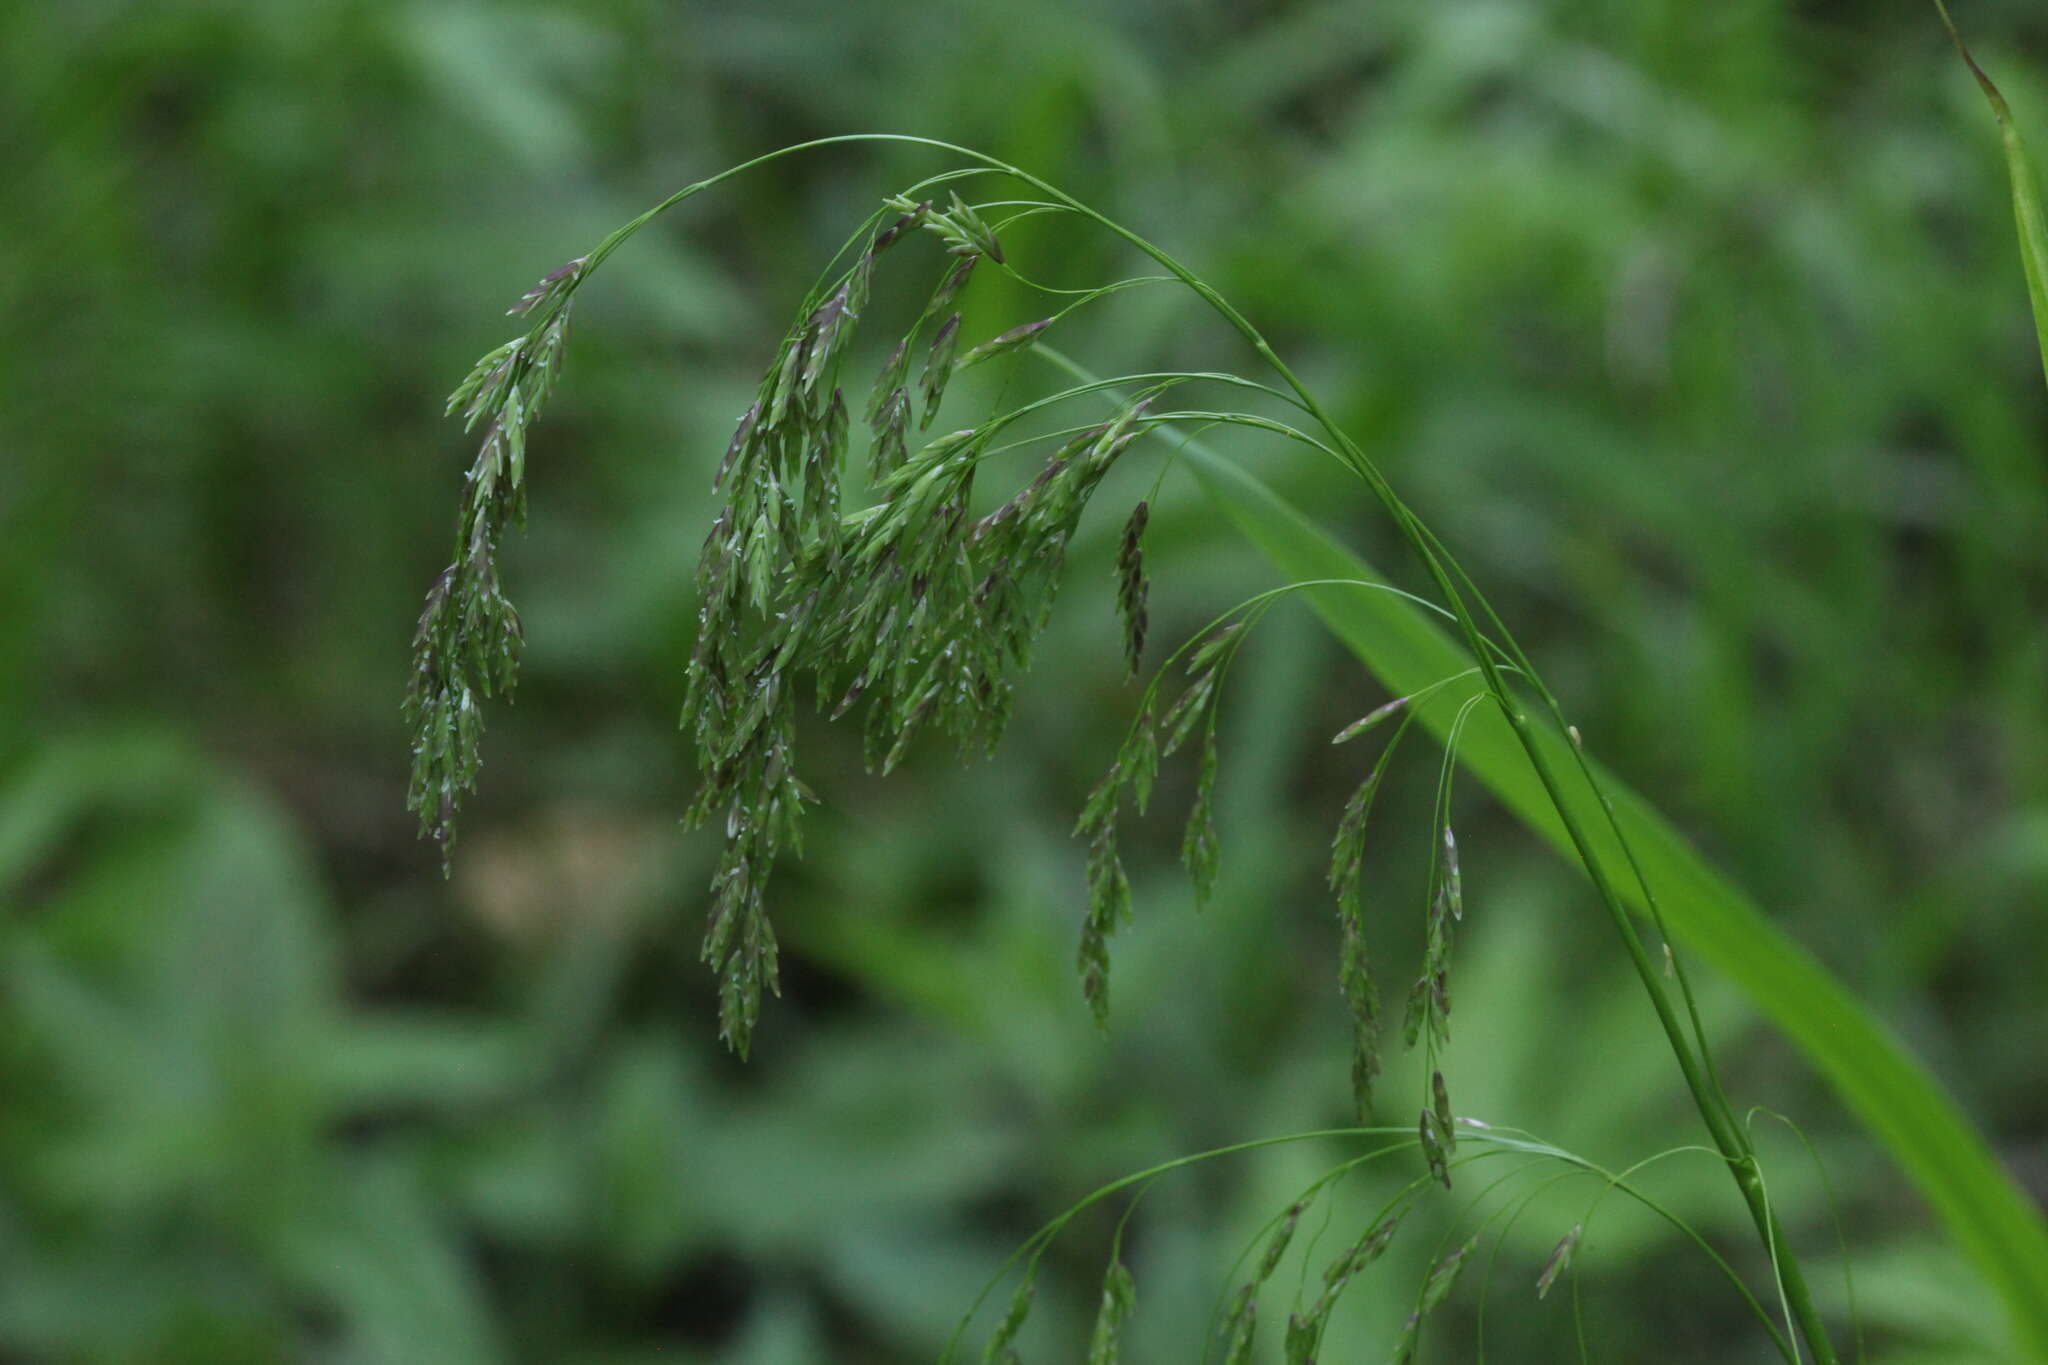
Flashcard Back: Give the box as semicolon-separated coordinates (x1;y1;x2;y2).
455;804;666;944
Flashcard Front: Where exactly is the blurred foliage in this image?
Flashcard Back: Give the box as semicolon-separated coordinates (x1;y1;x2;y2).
2;0;2045;1361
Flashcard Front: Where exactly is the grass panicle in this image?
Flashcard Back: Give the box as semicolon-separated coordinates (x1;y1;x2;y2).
662;208;1175;1051
411;137;1940;1364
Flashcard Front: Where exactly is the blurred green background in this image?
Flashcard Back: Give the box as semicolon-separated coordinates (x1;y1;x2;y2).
4;0;2046;1360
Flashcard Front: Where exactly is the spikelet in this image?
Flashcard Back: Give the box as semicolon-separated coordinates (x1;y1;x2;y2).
1222;1198;1307;1361
1332;695;1406;744
1115;501;1149;680
1418;1107;1451;1190
983;1274;1035;1363
1537;1223;1583;1299
1086;1254;1136;1364
958;317;1054;372
1281;1206;1405;1364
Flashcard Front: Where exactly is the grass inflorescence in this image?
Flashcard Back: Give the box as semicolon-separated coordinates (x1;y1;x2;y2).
396;128;2034;1358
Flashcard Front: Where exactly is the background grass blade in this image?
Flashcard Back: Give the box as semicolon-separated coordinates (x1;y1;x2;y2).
1183;441;2048;1357
1936;0;2048;395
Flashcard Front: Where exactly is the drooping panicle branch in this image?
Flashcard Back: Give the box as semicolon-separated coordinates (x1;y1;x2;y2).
406;255;582;864
675;191;1154;1053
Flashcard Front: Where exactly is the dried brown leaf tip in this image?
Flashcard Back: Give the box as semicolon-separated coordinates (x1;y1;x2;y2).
1115;501;1149;680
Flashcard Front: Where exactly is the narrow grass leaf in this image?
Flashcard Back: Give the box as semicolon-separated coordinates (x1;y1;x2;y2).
1936;1;2048;393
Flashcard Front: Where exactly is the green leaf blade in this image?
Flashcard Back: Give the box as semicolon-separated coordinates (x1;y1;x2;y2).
1937;0;2048;394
